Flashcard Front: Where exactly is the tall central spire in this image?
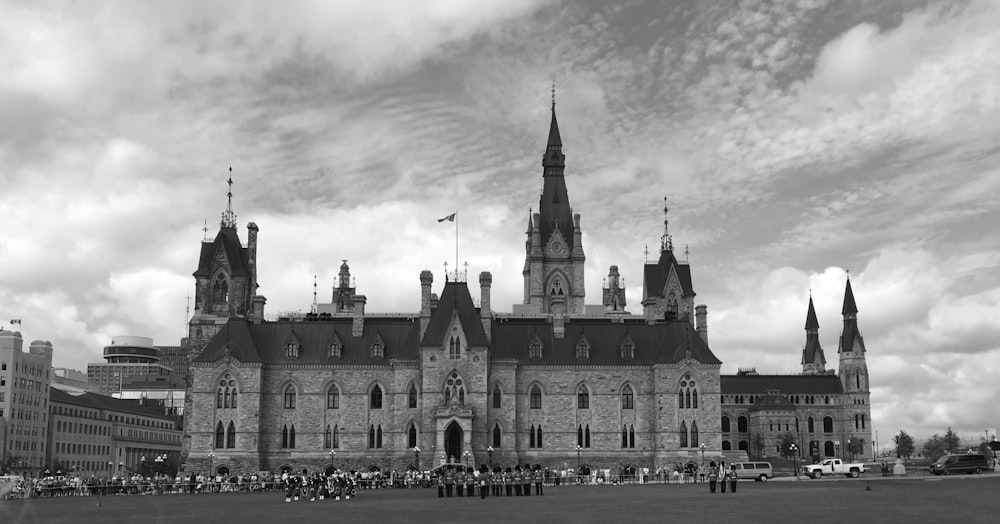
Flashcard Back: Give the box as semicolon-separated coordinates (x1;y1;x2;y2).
546;82;562;153
220;166;237;229
660;197;673;253
539;87;572;248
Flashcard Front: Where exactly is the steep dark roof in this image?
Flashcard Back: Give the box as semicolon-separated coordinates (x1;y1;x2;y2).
801;335;825;366
642;250;695;299
421;282;489;347
50;388;175;421
194;317;420;365
842;278;858;315
721;374;843;395
194;227;250;277
839;319;866;354
491;317;721;365
805;296;819;330
546;106;562;148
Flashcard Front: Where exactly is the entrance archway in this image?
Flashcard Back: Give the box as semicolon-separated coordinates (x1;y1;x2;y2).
445;421;463;463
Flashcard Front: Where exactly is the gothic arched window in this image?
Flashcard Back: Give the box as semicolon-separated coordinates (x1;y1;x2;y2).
622;385;634;409
226;421;236;448
283;385;296;409
212;275;229;306
215;421;224;449
444;372;465;406
678;374;697;410
370;385;383;409
530;385;542;409
528;335;543;359
493;385;502;409
493;425;501;447
408;424;417;448
449;334;460;359
577;385;589;409
408;384;418;408
679;420;688;448
327;385;340;409
575;336;590;360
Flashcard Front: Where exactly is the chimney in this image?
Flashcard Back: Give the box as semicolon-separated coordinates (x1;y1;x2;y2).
479;271;492;342
420;270;433;339
695;304;708;345
352;295;367;337
247;222;259;307
252;295;267;324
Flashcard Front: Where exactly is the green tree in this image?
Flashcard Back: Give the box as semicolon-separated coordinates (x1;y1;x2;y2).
923;434;946;462
943;427;961;454
894;430;915;459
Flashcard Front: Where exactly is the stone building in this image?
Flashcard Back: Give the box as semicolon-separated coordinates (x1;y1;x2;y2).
181;102;870;475
0;329;53;477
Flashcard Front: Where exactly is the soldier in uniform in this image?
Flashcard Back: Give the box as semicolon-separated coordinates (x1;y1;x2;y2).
728;465;738;493
466;467;476;498
504;467;513;496
437;468;444;498
456;467;465;497
479;466;489;499
445;467;455;498
534;467;543;496
521;464;531;496
513;467;522;496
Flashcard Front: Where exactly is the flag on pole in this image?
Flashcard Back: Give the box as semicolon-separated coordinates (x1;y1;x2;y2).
10;319;20;325
437;213;456;223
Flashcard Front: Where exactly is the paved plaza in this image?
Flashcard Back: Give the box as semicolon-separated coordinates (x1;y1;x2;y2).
2;475;997;524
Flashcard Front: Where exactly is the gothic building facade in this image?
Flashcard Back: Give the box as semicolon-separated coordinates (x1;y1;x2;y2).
180;104;871;474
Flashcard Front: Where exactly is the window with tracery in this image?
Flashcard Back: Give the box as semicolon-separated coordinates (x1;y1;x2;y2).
528;335;543;359
449;333;461;359
678;374;698;409
622;385;634;409
444;372;465;406
327;385;339;409
370;385;383;409
577;385;589;409
217;374;238;409
530;385;542;409
283;385;296;409
575;337;590;360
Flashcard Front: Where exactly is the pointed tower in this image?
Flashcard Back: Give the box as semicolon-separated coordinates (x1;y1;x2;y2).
641;198;696;324
522;89;585;315
838;275;872;457
801;295;826;374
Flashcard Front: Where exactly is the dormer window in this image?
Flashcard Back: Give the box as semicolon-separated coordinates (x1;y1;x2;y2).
528;334;543;360
448;333;461;360
212;274;229;311
666;293;679;321
328;334;342;358
620;335;635;360
371;334;385;359
286;342;298;358
575;335;590;360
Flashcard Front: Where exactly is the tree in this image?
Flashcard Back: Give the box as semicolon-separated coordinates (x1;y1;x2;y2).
778;432;798;457
943;427;961;454
847;438;865;461
894;430;915;460
923;434;945;462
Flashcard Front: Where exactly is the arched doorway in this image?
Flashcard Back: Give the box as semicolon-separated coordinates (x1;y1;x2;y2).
217;465;230;476
445;421;463;463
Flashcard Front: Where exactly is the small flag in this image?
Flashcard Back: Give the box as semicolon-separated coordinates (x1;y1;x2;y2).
10;319;20;325
437;213;456;223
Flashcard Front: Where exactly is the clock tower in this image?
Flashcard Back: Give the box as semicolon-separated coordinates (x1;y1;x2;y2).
522;93;586;315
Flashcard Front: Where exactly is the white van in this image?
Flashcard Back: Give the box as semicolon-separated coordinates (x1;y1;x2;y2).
731;462;773;481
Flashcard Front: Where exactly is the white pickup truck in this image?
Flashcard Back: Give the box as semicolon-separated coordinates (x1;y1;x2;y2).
802;459;868;479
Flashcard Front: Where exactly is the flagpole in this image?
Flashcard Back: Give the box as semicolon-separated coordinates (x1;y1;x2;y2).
455;212;459;280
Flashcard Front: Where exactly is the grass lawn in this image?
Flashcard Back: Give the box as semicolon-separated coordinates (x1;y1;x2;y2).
2;474;997;523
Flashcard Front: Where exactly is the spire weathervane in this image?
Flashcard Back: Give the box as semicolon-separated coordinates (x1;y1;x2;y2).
660;197;672;252
220;166;237;228
551;80;556;110
202;220;208;241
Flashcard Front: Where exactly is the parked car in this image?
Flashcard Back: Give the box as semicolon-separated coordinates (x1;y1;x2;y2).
802;458;868;478
929;453;989;475
731;462;773;481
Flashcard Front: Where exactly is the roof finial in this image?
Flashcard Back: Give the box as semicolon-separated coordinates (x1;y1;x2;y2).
685;244;689;262
202;219;208;241
660;196;672;252
220;166;237;228
551;80;556;111
644;243;649;262
846;267;851;280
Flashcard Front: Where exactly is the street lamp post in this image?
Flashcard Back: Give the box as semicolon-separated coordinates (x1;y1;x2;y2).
155;455;165;477
141;456;146;476
487;446;493;469
789;443;799;479
576;445;582;482
208;452;215;476
412;446;420;470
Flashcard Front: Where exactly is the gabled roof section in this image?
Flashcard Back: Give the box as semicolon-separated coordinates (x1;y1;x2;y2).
720;374;844;395
193;320;263;363
839;321;867;354
194;227;250;277
50;387;177;421
643;250;695;299
420;282;489;347
801;335;826;366
547;106;562;148
491;317;720;365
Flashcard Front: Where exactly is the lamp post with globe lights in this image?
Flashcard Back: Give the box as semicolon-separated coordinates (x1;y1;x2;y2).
487;446;493;469
412;446;420;470
576;445;582;483
790;443;799;479
463;450;472;470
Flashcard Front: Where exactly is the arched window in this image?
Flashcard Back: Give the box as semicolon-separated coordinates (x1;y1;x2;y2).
739;441;748;451
217;389;223;409
370;385;383;409
332;425;340;448
371;337;384;359
529;424;536;448
678;374;697;409
721;416;730;433
281;425;289;449
231;388;237;408
620;335;635;360
408;425;417;448
855;371;861;390
622;385;634;410
408;384;418;408
577;385;589;409
224;389;231;409
286;341;298;358
449;335;461;359
218;375;238;409
283;385;296;409
226;421;236;448
629;424;635;449
445;372;465;406
738;416;748;433
823;416;834;433
578;425;584;447
691;421;699;447
530;385;542;409
861;414;866;429
212;275;229;305
722;440;732;451
377;425;383;448
621;425;628;448
536;426;543;448
550;276;564;296
325;425;333;448
493;425;501;447
215;421;224;449
824;440;835;456
808;416;815;433
679;421;688;448
327;386;340;409
369;425;375;448
493;385;502;409
855;414;859;430
585;424;591;448
328;338;342;358
665;294;678;320
289;425;296;449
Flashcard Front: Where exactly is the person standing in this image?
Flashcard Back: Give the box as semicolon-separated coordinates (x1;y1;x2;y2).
719;462;727;493
466;467;476;499
505;467;513;497
521;465;531;496
456;467;465;497
534;467;544;496
513;467;522;496
437;469;444;498
445;467;454;498
728;465;738;493
480;467;488;499
708;461;718;493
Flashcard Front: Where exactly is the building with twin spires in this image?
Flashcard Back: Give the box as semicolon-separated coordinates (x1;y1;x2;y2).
180;103;871;475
